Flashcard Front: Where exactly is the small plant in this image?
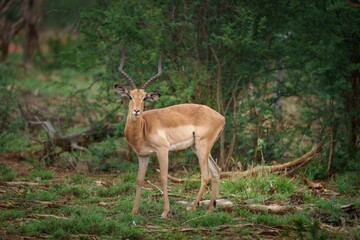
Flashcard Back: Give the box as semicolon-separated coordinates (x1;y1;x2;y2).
256;138;266;164
335;172;360;194
0;164;17;181
26;190;59;201
30;169;54;181
0;209;24;221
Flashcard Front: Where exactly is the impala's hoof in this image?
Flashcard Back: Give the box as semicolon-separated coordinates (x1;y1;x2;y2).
161;211;169;219
186;205;196;211
131;209;138;215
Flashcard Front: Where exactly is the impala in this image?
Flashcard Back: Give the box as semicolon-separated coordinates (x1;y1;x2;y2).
114;50;225;218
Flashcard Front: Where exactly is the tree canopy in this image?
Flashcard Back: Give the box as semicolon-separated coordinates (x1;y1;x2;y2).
72;0;359;171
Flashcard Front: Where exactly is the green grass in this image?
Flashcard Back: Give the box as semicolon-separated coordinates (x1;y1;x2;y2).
1;133;32;153
1;158;358;239
0;164;17;181
334;172;360;194
30;169;54;180
221;173;299;202
0;209;25;221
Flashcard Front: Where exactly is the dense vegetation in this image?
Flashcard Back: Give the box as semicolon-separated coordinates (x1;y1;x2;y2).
0;0;359;239
74;0;359;171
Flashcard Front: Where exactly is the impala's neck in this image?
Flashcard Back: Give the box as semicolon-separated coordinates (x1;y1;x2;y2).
124;112;145;148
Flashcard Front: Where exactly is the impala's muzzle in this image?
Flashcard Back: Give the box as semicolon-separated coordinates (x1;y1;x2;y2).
132;109;140;117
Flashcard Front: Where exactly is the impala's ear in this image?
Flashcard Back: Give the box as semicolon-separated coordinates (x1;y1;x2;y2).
114;84;130;98
144;91;161;102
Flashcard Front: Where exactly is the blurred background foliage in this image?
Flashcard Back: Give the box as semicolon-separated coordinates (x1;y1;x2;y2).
1;0;359;174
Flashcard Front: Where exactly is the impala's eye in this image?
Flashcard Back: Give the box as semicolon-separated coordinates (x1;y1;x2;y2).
128;96;133;100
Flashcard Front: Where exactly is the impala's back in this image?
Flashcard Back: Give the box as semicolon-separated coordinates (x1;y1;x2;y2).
142;103;225;152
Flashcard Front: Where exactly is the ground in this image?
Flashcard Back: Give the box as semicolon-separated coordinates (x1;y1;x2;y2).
0;151;359;239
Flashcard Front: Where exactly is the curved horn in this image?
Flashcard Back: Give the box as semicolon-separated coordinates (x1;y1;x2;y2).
118;49;137;89
141;54;162;89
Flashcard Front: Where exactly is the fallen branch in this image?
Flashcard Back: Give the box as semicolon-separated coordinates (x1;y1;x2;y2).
19;104;123;156
30;119;119;152
30;214;69;220
221;142;324;178
245;204;302;215
177;199;234;212
147;180;163;194
143;223;255;234
0;202;14;208
4;181;39;186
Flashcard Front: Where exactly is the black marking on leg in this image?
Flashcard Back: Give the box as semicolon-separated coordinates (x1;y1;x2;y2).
212;199;217;208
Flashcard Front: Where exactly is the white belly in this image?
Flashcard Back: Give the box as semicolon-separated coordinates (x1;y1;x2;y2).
169;138;194;151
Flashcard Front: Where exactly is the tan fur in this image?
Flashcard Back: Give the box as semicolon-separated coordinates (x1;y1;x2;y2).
120;89;225;218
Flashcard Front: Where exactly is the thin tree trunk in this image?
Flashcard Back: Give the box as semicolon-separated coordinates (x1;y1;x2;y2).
327;125;334;174
210;46;225;168
224;95;237;169
347;69;359;160
22;0;42;67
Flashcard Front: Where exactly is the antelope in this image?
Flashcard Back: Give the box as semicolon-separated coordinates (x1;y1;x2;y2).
114;50;225;218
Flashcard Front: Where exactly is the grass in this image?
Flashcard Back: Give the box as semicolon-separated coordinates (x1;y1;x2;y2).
30;169;54;180
1;162;358;239
221;172;300;202
0;164;17;181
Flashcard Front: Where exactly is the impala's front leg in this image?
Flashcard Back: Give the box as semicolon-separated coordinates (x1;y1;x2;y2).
132;156;149;215
157;149;170;218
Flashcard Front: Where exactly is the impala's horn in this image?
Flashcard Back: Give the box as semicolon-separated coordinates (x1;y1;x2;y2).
142;54;162;90
118;48;137;89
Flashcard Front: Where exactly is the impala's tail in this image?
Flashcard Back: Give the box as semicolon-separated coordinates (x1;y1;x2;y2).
208;154;220;179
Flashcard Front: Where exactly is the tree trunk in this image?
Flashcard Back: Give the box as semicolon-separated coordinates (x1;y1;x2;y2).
347;69;359;161
209;46;226;168
22;0;42;67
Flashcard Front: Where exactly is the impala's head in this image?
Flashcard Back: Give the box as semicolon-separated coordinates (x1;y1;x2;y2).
114;86;161;119
114;49;162;120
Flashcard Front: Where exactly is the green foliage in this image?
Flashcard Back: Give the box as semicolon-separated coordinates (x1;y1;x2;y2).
96;181;135;197
0;164;17;181
30;169;54;180
334;172;360;194
221;173;299;200
0;66;25;152
0;209;24;221
58;184;91;198
312;197;350;226
26;190;59;202
186;212;234;228
71;0;360;171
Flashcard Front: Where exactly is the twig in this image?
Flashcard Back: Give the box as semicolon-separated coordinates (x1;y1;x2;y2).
143;223;255;233
151;193;184;199
147;180;163;194
30;214;69;220
4;181;39;186
181;214;208;225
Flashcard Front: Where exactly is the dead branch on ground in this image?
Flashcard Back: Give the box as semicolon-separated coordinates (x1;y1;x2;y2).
220;141;324;178
245;204;302;215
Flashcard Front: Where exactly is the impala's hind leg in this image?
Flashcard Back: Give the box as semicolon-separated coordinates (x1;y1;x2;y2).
208;154;220;211
189;141;211;211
